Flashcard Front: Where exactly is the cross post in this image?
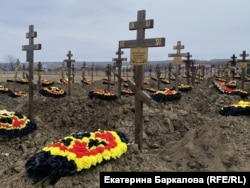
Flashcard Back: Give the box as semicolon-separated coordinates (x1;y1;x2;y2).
22;25;42;121
239;50;249;90
183;52;193;85
119;10;165;150
81;61;86;86
64;50;75;96
36;61;44;90
168;41;186;91
112;48;127;99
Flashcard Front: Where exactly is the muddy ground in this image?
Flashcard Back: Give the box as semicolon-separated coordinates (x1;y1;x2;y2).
0;71;250;188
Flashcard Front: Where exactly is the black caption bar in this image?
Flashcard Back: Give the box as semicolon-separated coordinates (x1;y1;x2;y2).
100;172;250;188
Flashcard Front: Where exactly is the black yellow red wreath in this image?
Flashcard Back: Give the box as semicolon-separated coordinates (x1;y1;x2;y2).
88;89;117;100
0;85;10;94
219;100;250;116
151;88;182;102
121;88;134;95
8;90;28;98
39;86;66;98
41;79;54;86
25;130;128;185
16;78;29;84
0;109;37;138
178;84;193;92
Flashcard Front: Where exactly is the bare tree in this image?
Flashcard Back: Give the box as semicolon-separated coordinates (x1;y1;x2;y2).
6;55;17;71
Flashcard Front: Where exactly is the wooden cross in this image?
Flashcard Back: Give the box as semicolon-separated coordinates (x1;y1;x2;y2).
22;64;26;79
112;48;127;99
190;60;196;87
36;61;44;90
91;63;94;83
14;59;20;81
61;61;65;79
64;50;75;96
230;54;237;67
168;41;186;91
81;61;86;86
183;52;192;85
72;64;75;83
22;25;41;121
119;10;165;150
168;63;173;82
239;50;249;89
155;64;161;89
230;54;237;80
105;64;112;91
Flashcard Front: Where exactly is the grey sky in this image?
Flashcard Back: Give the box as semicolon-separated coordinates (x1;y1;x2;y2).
0;0;249;63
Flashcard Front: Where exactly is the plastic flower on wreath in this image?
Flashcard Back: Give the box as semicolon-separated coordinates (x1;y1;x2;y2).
121;88;134;95
178;84;192;92
25;130;128;185
39;86;66;98
88;89;118;100
41;79;54;86
17;78;29;84
0;85;10;94
219;100;250;116
0;109;37;138
151;88;182;102
8;90;28;97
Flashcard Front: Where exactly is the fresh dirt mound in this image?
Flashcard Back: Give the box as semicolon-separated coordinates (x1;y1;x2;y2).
0;77;250;188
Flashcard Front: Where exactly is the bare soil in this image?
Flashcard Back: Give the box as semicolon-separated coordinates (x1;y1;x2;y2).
0;70;250;188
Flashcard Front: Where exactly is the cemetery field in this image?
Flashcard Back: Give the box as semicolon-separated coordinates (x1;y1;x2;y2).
0;72;250;188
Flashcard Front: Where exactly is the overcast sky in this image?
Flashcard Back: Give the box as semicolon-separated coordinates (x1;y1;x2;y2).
0;0;249;63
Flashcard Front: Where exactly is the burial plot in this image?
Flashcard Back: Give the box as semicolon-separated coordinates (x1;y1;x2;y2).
119;9;165;150
112;48;127;99
22;25;41;121
168;41;186;91
63;50;75;97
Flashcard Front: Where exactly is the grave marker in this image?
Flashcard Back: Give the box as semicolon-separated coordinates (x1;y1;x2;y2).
112;48;127;99
64;50;75;96
22;25;41;121
168;41;186;91
155;64;161;89
183;52;192;85
36;61;44;90
119;10;165;150
230;54;237;80
239;50;249;90
61;61;65;79
81;61;86;86
105;64;112;91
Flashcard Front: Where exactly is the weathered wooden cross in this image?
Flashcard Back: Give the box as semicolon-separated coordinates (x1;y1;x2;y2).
119;10;165;150
64;50;75;96
183;52;192;85
168;41;186;91
112;48;127;99
238;50;249;90
230;54;237;80
22;25;42;121
72;64;75;83
155;64;161;89
168;63;173;82
81;61;86;86
105;64;112;91
36;61;44;90
61;61;65;79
